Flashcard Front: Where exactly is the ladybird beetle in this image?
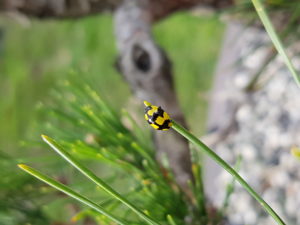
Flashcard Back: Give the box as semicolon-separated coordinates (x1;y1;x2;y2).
144;101;172;131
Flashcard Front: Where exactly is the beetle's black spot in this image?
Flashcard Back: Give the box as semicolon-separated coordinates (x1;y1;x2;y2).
161;119;171;129
151;111;159;123
157;107;164;117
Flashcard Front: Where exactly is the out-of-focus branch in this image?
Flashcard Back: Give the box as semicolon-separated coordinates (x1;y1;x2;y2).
0;0;233;19
114;0;194;198
0;0;121;18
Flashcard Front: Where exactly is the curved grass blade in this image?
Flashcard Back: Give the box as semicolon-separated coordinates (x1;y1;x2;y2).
171;121;286;225
251;0;300;87
18;164;127;225
41;135;160;225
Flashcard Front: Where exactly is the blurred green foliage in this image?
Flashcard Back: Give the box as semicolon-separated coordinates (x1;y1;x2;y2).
154;14;224;133
0;12;223;152
0;12;224;224
35;78;189;224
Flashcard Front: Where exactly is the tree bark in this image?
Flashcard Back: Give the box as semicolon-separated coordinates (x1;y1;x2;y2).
114;0;194;197
0;0;233;19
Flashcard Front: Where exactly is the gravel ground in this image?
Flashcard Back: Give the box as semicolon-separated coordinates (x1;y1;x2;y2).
206;22;300;225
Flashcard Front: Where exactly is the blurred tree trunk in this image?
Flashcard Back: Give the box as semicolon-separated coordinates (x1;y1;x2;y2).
114;0;195;197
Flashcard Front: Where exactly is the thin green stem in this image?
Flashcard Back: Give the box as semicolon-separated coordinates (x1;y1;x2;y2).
244;47;277;92
251;0;300;87
191;159;207;219
221;155;242;212
216;155;242;224
41;135;160;225
18;164;127;225
171;121;286;225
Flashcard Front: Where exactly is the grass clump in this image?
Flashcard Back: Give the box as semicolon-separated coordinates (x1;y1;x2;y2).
251;0;300;87
20;75;200;224
18;74;286;225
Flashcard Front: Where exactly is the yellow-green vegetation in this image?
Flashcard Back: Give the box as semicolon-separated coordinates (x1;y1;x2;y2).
0;12;223;152
0;12;224;224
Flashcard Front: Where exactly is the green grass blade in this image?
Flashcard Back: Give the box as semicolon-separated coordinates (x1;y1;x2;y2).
18;164;127;225
190;151;207;219
166;215;177;225
251;0;300;87
171;121;286;225
41;135;160;225
221;155;242;211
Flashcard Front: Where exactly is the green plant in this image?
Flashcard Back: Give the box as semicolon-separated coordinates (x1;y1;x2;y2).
171;120;285;225
19;77;199;224
18;76;285;224
0;154;51;225
1;14;222;223
18;164;128;225
251;0;300;87
142;100;285;224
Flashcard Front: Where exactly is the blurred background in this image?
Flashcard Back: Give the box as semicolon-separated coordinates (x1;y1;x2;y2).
0;11;223;225
1;1;300;225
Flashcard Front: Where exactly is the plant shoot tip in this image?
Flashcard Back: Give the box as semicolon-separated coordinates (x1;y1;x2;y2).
41;134;49;141
18;164;29;170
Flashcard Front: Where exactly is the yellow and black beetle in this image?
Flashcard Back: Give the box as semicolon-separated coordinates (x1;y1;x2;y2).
144;101;172;131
